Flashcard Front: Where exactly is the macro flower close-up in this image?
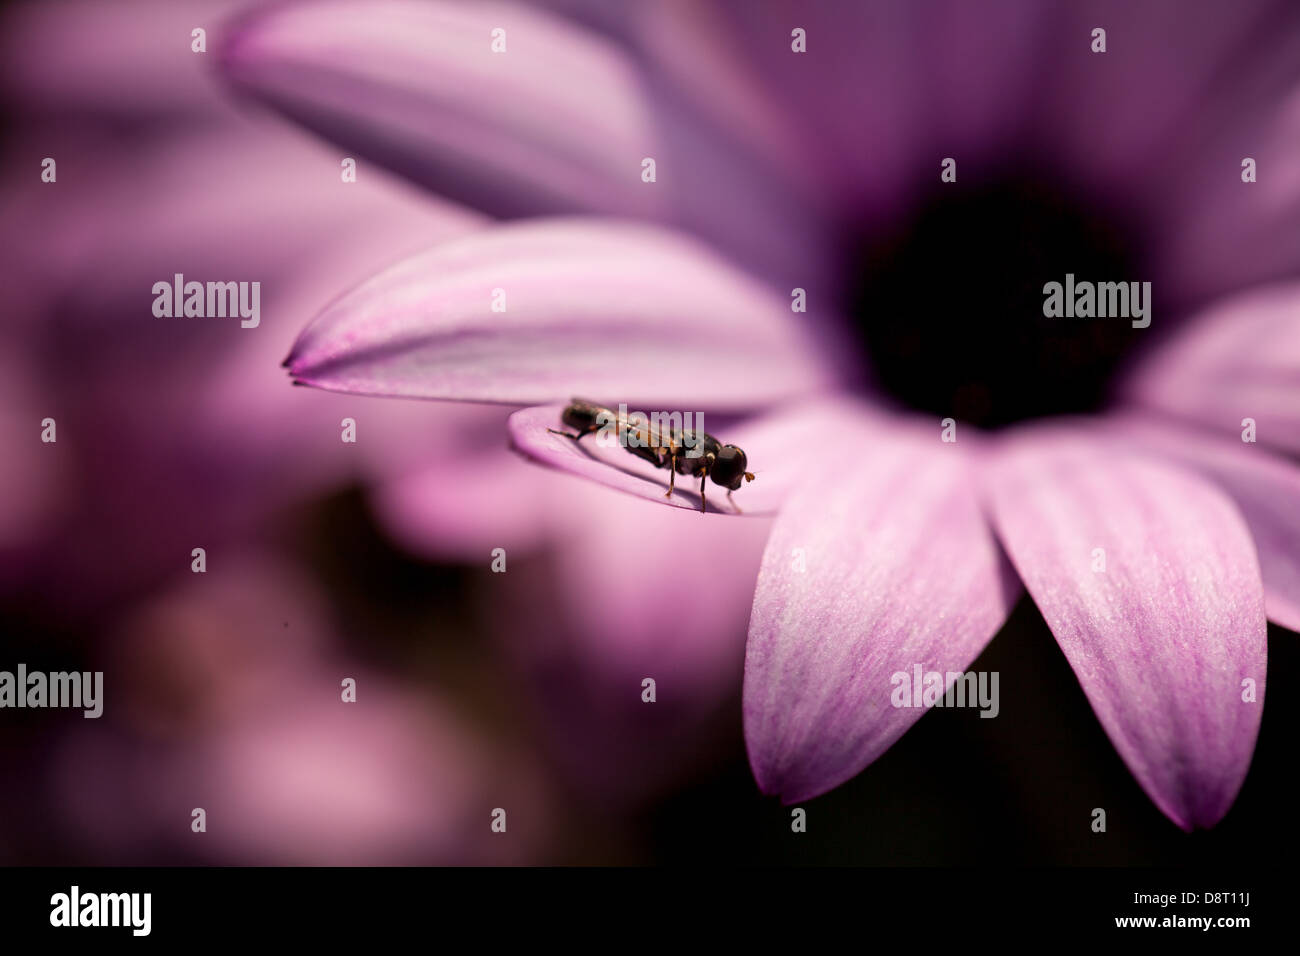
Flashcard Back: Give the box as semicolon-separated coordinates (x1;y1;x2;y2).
218;0;1300;834
2;0;1299;906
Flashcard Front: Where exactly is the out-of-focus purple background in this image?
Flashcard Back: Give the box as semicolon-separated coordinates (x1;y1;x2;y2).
1;0;1296;865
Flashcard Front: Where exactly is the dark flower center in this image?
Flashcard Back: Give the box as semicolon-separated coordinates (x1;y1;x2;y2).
844;175;1149;429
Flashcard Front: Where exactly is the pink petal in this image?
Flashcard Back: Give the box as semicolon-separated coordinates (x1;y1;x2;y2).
0;122;479;608
1;0;243;119
1118;280;1300;455
221;0;663;218
1102;414;1300;633
218;0;841;288
1143;41;1300;306
366;405;569;560
487;481;773;805
507;398;863;516
286;218;835;409
630;0;827;205
4;126;481;337
744;416;1019;802
984;427;1267;829
1030;1;1287;198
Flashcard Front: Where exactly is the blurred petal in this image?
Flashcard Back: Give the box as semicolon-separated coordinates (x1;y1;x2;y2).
221;0;663;218
370;449;560;559
1141;23;1300;305
188;234;492;511
286;218;837;409
614;0;843;290
0;122;480;609
1032;1;1286;192
1104;414;1300;633
1118;280;1300;455
630;0;828;204
1;0;247;120
4;125;480;343
704;0;1064;221
744;416;1018;802
489;480;772;806
221;0;845;315
365;405;570;560
985;429;1267;829
708;0;1300;305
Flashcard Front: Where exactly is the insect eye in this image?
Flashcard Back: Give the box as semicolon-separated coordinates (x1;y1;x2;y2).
562;403;598;431
716;444;746;470
711;444;748;489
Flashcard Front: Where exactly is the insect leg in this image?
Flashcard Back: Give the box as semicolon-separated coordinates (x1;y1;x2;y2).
727;489;743;514
547;426;596;442
623;441;664;468
664;447;677;498
697;453;715;515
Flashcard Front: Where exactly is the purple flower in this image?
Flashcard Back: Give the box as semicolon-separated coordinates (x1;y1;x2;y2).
222;0;1300;829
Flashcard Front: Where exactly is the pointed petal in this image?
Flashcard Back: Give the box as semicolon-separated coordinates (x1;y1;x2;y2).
220;0;662;219
286;219;834;409
744;418;1018;802
984;428;1267;829
1119;280;1300;455
1104;414;1300;633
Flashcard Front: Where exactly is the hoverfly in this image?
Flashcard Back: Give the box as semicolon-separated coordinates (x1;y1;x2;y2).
548;399;755;514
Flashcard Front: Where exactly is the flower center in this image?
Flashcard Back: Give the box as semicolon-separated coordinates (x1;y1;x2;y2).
844;176;1148;429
